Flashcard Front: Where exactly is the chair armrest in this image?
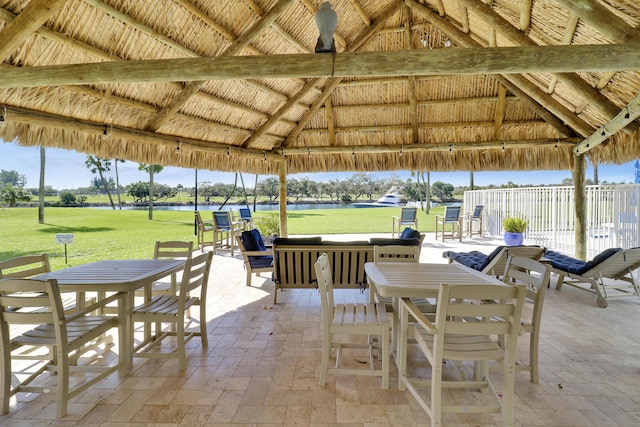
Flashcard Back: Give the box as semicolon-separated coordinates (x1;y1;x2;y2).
242;250;270;257
401;297;436;332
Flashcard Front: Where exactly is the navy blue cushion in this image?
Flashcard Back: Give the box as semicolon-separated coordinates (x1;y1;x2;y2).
400;227;421;240
241;229;266;252
447;250;488;270
273;236;322;246
370;237;420;246
545;248;622;275
249;255;273;269
322;240;370;246
442;246;506;271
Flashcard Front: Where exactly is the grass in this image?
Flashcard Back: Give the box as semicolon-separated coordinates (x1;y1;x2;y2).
1;206;445;271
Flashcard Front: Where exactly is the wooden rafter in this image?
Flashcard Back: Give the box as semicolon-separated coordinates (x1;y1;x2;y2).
574;94;640;155
519;0;532;32
554;0;640;91
0;0;68;61
494;85;507;139
143;0;298;133
404;4;419;144
457;0;634;131
0;6;289;142
406;0;579;137
243;0;405;149
547;12;579;93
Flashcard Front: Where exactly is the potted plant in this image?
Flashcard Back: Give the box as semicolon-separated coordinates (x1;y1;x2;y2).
502;216;528;246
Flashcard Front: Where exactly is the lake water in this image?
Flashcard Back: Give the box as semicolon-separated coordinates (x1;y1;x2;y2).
92;203;350;211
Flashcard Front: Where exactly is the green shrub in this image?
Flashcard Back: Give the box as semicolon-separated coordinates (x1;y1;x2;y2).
254;213;280;236
502;217;528;233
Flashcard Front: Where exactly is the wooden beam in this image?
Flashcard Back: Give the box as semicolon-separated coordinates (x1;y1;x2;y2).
457;0;634;132
494;85;507;139
144;0;298;132
404;4;419;144
299;119;550;134
406;0;579;137
574;93;640;155
0;0;68;61
554;0;634;41
3;105;283;162
325;97;336;146
573;154;587;260
246;0;404;149
282;138;577;155
2;42;639;89
519;0;532;32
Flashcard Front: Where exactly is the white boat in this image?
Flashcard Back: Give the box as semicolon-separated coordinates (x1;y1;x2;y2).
352;189;404;208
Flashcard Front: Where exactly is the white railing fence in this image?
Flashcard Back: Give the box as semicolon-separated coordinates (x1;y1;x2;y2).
463;185;640;258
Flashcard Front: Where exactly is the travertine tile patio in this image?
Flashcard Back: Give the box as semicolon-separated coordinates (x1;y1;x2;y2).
2;233;640;426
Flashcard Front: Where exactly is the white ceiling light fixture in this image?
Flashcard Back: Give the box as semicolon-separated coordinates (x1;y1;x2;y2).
315;2;337;53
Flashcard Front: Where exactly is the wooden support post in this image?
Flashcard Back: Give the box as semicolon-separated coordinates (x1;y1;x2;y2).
279;162;288;238
573;154;587;260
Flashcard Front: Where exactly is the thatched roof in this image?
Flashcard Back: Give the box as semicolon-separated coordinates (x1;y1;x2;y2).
0;0;639;177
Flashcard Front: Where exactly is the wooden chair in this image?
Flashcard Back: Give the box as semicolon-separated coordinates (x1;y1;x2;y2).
238;207;255;230
195;211;214;252
502;256;551;383
464;205;484;237
399;283;526;426
434;206;462;242
236;229;273;287
392;207;418;237
0;253;51;279
212;211;240;255
132;251;213;369
0;253;80;313
371;245;428;312
0;277;123;418
143;240;193;296
314;253;390;388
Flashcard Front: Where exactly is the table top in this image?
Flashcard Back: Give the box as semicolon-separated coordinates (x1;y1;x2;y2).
35;259;185;292
365;262;505;298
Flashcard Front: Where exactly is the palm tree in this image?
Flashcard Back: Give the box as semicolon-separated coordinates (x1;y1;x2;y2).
139;163;163;220
114;159;125;210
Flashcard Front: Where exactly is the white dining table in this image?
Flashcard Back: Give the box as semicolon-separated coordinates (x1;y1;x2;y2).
364;262;506;361
34;259;185;374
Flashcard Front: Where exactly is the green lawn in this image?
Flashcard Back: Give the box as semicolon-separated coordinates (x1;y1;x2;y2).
1;206;445;271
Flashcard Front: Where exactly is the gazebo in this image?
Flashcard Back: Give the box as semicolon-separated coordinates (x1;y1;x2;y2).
1;0;639;255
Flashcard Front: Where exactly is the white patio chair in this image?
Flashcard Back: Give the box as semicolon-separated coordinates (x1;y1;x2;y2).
399;283;526;426
0;277;123;418
502;255;551;383
314;252;390;388
132;251;213;369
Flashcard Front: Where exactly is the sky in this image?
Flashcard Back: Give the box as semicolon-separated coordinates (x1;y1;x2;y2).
1;140;638;190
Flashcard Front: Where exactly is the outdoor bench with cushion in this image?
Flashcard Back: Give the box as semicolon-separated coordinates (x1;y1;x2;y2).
442;245;545;278
543;247;640;307
271;228;423;303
